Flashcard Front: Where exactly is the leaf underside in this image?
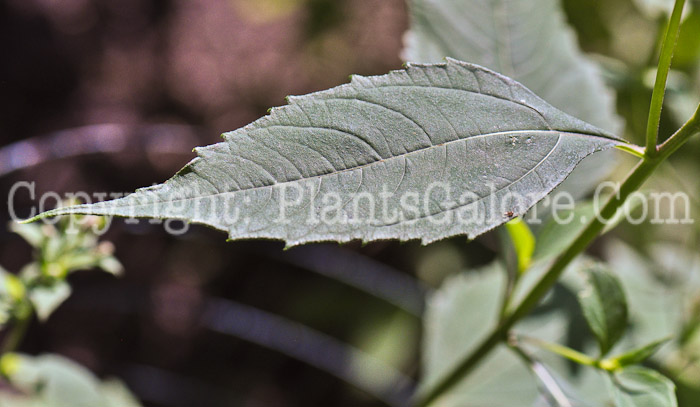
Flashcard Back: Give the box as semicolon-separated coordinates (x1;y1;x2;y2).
403;0;623;199
30;59;621;246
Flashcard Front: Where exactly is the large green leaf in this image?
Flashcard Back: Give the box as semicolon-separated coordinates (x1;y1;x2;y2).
403;0;622;199
29;60;621;246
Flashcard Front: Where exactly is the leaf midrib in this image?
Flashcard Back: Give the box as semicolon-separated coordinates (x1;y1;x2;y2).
67;129;595;213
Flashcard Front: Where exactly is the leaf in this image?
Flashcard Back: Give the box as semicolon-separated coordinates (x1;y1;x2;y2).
610;337;671;368
422;261;610;406
607;366;678;407
505;217;535;274
29;281;72;322
533;198;643;262
403;0;621;133
633;0;692;19
421;262;531;406
603;240;700;379
578;264;629;356
423;262;506;381
0;268;24;325
0;353;143;407
27;60;622;246
403;0;622;198
9;222;45;248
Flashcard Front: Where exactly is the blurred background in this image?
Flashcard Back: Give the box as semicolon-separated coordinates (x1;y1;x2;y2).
0;0;699;406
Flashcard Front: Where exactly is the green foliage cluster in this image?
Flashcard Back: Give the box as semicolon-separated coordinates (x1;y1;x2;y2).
0;208;140;406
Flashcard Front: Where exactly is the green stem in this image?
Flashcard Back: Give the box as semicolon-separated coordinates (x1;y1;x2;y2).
518;335;597;367
645;0;686;157
657;103;700;158
1;310;31;354
415;105;700;407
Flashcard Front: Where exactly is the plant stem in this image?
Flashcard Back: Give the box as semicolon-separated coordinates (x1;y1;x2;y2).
415;104;700;407
645;0;686;157
1;311;31;354
657;103;700;158
517;335;597;367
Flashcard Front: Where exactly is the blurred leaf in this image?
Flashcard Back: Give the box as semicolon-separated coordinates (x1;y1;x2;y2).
0;268;25;325
578;264;628;356
97;256;123;276
9;223;45;248
404;0;624;202
609;337;671;369
533;198;642;262
421;261;609;406
0;353;142;407
13;214;124;281
0;268;25;302
423;262;505;380
604;240;700;358
421;262;531;406
675;10;700;68
607;366;677;407
633;0;692;19
505;218;535;274
350;310;418;390
27;59;621;246
99;380;143;407
28;281;71;322
403;0;621;132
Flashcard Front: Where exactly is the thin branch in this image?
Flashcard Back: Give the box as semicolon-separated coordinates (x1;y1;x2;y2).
645;0;686;156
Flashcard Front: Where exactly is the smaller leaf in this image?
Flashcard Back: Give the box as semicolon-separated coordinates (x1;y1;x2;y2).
578;265;629;356
505;218;535;275
607;337;671;369
29;281;72;321
607;366;677;407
